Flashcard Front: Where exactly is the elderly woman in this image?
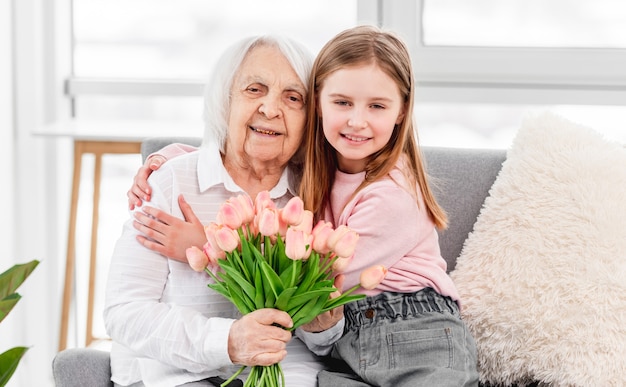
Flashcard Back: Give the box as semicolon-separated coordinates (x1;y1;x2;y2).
104;35;340;387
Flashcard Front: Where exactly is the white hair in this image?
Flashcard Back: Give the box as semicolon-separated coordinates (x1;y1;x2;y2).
202;35;314;152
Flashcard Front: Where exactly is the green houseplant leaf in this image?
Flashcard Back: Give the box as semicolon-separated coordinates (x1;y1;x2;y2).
0;260;39;387
0;347;29;387
0;294;21;324
0;260;39;299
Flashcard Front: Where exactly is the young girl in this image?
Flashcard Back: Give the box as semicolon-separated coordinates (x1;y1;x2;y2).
297;25;478;386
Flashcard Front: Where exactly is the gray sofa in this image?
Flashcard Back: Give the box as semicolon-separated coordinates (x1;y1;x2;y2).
52;137;506;386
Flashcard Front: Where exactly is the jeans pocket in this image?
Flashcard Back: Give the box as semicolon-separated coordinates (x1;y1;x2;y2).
387;325;453;369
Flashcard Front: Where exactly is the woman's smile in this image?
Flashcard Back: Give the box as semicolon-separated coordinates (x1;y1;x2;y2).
249;125;282;136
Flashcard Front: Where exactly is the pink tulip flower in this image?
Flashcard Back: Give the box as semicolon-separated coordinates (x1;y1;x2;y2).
202;240;226;262
285;228;312;260
280;196;305;226
328;225;359;259
203;223;227;261
204;223;220;248
278;215;289;239
311;220;334;255
186;246;209;272
217;201;243;230
214;226;240;252
254;190;275;215
360;265;388;290
257;207;280;237
332;256;351;273
233;194;255;224
291;210;313;234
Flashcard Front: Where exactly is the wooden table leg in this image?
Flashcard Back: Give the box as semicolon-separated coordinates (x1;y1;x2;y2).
85;152;102;347
59;142;83;351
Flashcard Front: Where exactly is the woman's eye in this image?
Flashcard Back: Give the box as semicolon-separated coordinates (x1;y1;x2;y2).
285;93;305;108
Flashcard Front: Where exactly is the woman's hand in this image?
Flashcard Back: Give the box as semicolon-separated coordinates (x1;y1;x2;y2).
133;194;206;262
300;274;345;333
228;309;294;366
127;154;167;210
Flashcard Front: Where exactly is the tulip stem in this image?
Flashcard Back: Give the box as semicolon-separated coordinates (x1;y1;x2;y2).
221;365;246;387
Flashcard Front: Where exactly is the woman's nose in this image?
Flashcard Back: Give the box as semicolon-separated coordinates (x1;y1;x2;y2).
258;95;281;119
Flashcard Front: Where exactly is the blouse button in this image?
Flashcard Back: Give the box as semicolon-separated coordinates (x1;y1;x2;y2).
364;308;375;319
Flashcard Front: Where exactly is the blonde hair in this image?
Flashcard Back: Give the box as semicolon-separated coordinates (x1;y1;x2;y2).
299;25;448;229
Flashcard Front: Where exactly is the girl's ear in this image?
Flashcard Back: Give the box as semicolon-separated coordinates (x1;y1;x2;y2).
395;106;406;125
316;97;322;118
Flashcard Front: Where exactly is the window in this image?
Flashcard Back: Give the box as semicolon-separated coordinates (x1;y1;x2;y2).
422;0;626;48
380;0;626;149
70;0;359;120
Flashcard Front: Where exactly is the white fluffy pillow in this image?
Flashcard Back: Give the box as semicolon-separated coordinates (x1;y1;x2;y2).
450;112;626;386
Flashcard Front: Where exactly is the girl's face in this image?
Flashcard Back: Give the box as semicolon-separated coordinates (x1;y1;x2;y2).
318;63;406;173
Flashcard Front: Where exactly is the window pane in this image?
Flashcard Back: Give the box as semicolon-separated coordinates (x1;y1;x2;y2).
422;0;626;48
416;104;626;149
73;0;357;79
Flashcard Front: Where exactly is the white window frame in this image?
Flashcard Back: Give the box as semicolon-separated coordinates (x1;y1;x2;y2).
382;0;626;105
65;0;626;106
64;0;380;102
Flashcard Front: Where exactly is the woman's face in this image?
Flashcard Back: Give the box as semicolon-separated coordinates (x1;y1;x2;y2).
226;44;307;170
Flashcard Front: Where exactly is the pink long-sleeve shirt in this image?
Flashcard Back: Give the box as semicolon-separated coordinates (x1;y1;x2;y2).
325;162;460;302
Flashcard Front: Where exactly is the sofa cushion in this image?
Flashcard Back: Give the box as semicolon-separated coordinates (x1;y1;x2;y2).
450;112;626;386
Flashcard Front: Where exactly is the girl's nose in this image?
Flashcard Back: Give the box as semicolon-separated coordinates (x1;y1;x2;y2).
348;113;367;129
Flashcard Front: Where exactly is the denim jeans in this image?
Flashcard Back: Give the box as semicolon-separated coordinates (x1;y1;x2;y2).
317;288;479;387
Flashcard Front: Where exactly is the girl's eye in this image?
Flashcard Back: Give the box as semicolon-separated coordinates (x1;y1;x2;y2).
334;100;350;106
371;104;385;109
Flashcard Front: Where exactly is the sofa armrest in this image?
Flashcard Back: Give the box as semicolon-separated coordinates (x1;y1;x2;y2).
52;348;113;387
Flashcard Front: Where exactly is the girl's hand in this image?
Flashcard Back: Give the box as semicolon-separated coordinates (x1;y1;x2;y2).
300;274;345;333
133;194;206;262
127;154;167;210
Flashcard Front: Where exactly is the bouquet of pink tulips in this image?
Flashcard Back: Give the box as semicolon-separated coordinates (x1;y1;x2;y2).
186;191;387;387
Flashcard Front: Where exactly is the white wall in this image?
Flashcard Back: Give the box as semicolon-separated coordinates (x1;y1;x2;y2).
4;0;71;386
1;0;15;257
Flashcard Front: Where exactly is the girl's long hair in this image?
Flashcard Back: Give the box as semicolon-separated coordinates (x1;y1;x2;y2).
299;25;448;229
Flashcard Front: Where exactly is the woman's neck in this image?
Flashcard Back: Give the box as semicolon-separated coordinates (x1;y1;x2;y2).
222;153;285;198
